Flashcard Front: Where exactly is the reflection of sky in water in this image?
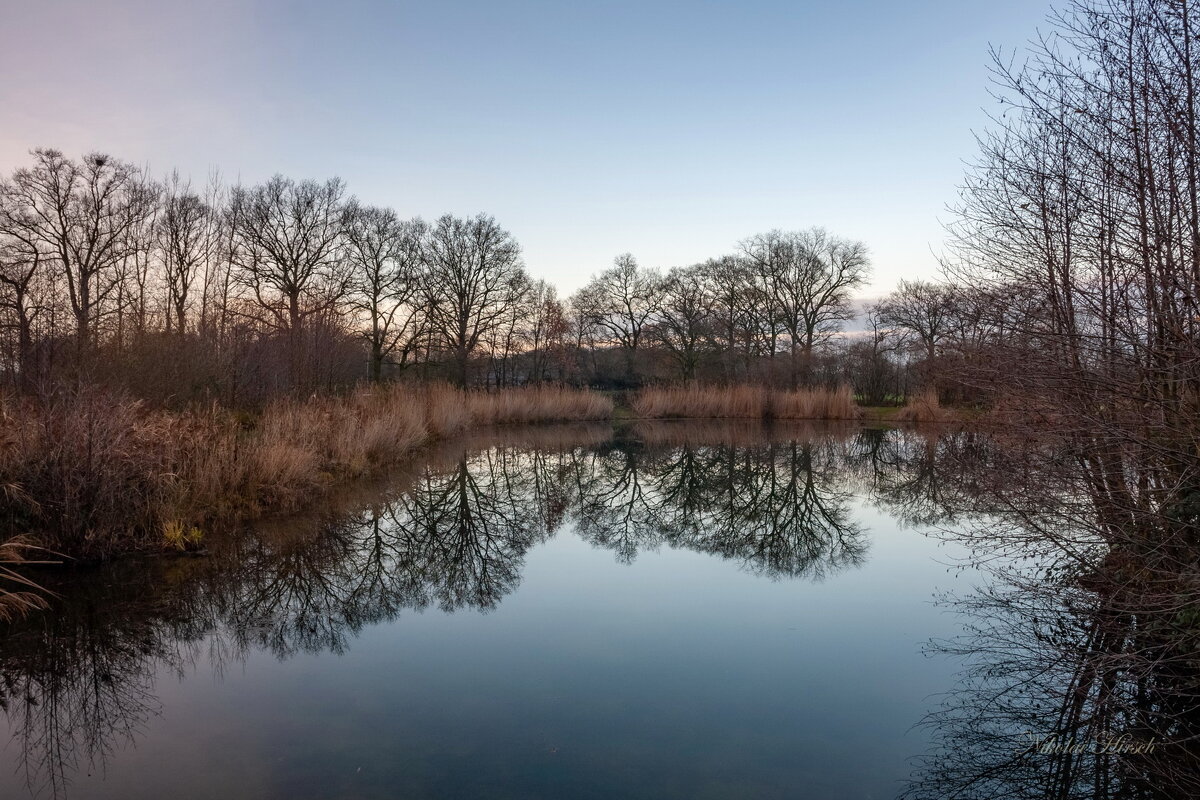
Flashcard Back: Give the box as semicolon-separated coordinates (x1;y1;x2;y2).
0;432;980;800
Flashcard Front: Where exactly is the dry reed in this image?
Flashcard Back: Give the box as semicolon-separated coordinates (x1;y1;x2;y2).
0;536;54;620
894;388;957;424
772;385;861;420
468;385;614;425
630;419;859;448
632;384;861;421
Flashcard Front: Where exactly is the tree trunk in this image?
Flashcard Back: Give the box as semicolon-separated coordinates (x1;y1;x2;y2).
455;344;470;388
17;306;34;395
370;338;383;383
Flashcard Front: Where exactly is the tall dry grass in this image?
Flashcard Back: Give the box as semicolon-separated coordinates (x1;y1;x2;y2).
0;383;614;565
417;383;613;432
419;383;474;438
894;388;957;424
632;385;766;419
632;384;861;421
467;385;614;425
772;385;860;420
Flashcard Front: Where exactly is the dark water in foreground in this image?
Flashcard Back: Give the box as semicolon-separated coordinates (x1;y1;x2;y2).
0;423;986;799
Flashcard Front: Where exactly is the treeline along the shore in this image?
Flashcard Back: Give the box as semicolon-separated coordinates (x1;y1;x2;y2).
0;148;1005;405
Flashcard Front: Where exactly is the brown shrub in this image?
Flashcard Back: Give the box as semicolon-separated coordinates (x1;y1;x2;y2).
0;388;175;556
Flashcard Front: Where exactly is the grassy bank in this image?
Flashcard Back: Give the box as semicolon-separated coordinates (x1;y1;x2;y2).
0;384;613;562
0;382;967;568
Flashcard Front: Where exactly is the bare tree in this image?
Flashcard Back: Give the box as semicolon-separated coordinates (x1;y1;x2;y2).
344;204;425;382
700;255;756;382
196;171;235;342
739;227;869;386
155;173;212;335
421;213;526;388
229;175;349;334
0;150;156;353
523;279;570;384
652;264;713;381
572;253;664;383
228;175;350;386
847;304;904;404
876;279;956;363
0;237;44;391
944;0;1200;443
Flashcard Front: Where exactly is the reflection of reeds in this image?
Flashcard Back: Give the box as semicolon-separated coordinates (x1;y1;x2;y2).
415;384;614;435
629;418;860;448
426;421;615;459
632;385;862;421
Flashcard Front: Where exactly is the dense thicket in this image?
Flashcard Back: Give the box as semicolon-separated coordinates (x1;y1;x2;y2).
904;2;1200;796
943;0;1200;444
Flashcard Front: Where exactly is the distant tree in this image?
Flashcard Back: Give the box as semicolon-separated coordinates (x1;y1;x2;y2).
700;255;756;381
652;264;713;381
344;204;425;382
739;228;869;386
421;213;526;387
156;173;212;335
848;305;903;404
566;294;598;382
228;176;349;335
0;237;43;391
0;149;157;352
487;270;534;387
228;175;350;386
572;253;663;383
113;194;159;344
522;279;570;384
876;279;955;362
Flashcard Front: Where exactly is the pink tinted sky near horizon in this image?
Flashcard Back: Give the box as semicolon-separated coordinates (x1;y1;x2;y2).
1;0;1052;300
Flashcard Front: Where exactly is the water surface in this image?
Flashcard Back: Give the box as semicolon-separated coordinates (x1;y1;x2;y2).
0;422;986;799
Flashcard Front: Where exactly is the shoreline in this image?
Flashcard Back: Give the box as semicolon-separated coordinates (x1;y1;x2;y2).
0;384;970;569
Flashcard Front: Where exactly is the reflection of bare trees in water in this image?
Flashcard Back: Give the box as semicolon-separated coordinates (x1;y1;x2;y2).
0;423;1017;799
0;439;574;798
905;441;1200;800
0;558;217;799
845;426;1000;529
906;579;1200;800
574;426;868;579
351;448;561;613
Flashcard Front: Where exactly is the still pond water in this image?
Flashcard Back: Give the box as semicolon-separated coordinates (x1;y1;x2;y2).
0;423;987;799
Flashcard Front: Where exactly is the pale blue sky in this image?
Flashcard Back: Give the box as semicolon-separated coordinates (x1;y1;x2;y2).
1;0;1051;296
